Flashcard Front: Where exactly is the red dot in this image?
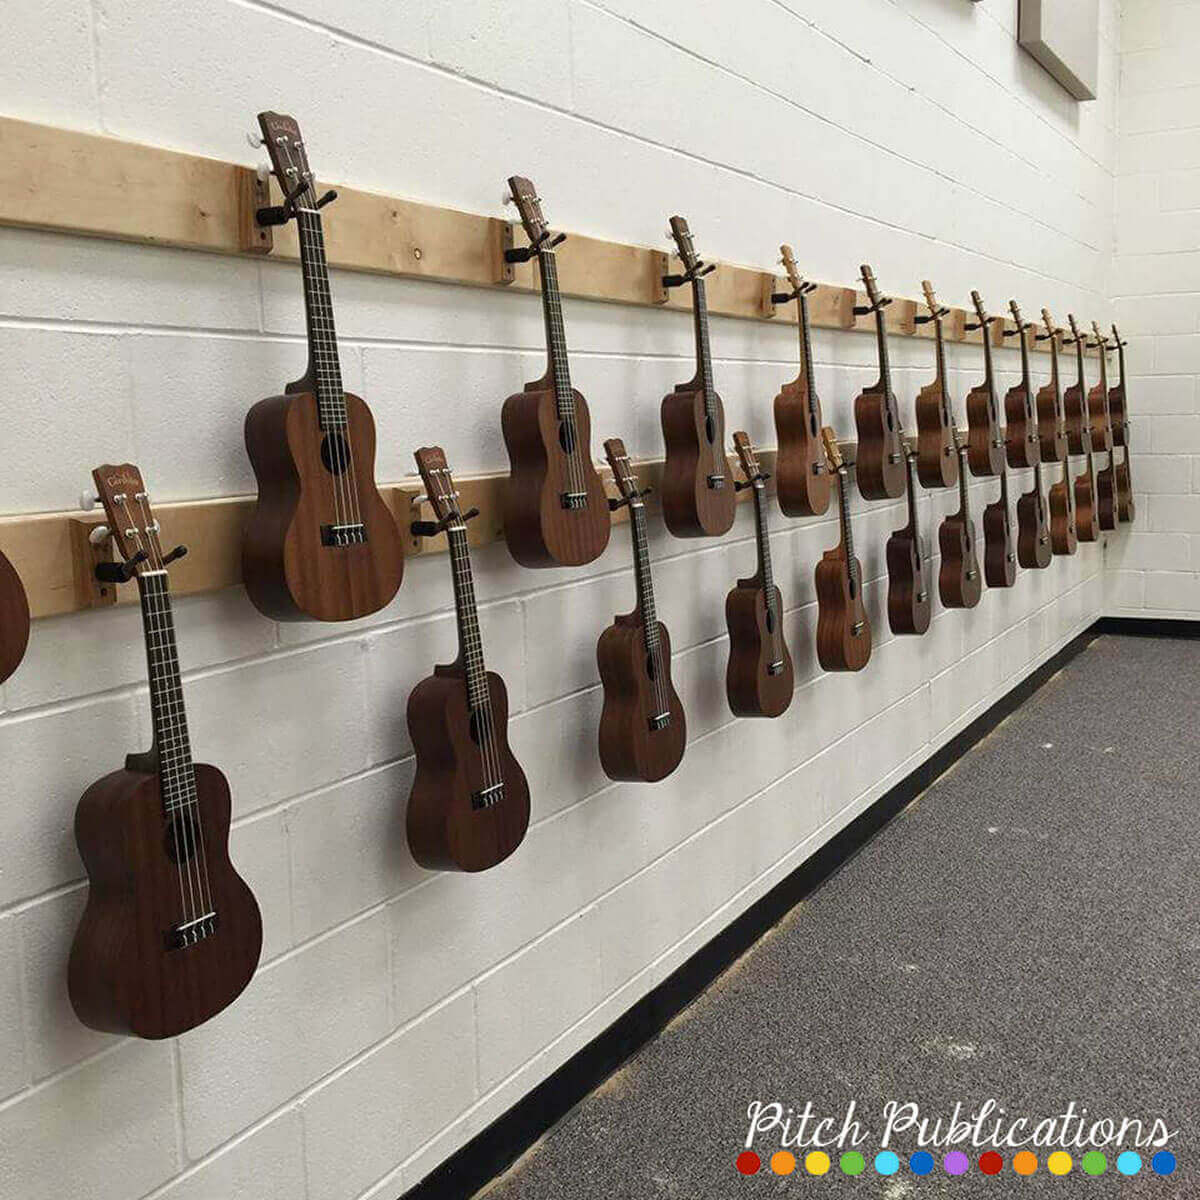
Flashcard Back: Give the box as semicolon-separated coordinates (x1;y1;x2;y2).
980;1151;1004;1175
736;1151;761;1175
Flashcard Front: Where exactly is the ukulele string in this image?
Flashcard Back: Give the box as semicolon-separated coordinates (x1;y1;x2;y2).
631;485;669;722
541;248;587;504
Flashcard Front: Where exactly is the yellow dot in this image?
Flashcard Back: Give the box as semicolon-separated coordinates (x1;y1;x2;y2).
1013;1150;1038;1176
771;1151;796;1176
805;1151;831;1176
1048;1151;1072;1176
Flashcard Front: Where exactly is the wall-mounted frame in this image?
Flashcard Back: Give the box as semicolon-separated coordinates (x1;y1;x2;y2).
1018;0;1100;101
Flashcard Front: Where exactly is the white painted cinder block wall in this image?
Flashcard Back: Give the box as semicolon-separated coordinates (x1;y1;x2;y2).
1108;0;1200;617
0;2;1129;1198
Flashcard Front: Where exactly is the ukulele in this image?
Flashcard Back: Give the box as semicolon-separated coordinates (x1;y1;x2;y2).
725;433;795;718
597;439;686;781
406;449;530;872
886;446;932;636
1064;316;1100;542
1048;456;1078;556
69;465;262;1039
913;280;959;489
938;430;983;609
982;469;1018;589
963;290;1007;476
1110;324;1136;523
853;266;907;500
1016;455;1053;570
815;428;871;671
658;217;736;538
0;548;29;684
1034;308;1071;463
500;177;611;568
242;111;404;622
772;245;831;517
1002;301;1040;468
1091;324;1118;532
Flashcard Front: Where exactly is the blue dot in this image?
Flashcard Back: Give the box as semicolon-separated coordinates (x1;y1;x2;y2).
875;1150;900;1176
1152;1151;1176;1176
910;1151;935;1175
1117;1151;1142;1176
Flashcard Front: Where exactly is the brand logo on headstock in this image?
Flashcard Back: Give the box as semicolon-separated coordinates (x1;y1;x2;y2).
103;471;141;490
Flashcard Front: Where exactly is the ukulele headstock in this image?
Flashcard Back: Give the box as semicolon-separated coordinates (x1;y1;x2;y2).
1008;299;1030;333
1041;307;1059;341
1091;320;1109;353
604;438;642;503
920;279;949;321
257;111;315;202
778;245;816;298
860;264;890;313
821;427;846;476
970;289;991;327
1111;323;1126;348
414;447;461;524
1066;312;1082;345
92;463;165;578
506;175;551;249
731;431;765;486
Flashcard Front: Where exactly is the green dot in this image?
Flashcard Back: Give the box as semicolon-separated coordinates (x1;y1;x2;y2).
840;1151;866;1176
1082;1151;1107;1176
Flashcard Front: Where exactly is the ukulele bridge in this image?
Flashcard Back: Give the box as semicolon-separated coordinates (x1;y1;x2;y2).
471;782;505;810
165;910;218;951
851;621;865;636
767;660;785;676
321;522;367;547
560;491;589;510
812;462;825;475
916;590;927;603
888;452;902;463
706;474;726;489
648;711;672;731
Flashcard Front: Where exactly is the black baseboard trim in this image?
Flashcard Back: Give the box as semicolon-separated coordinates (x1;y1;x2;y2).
398;620;1109;1200
1093;615;1200;640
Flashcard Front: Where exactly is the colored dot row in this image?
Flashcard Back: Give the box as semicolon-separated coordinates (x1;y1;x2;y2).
734;1148;1177;1178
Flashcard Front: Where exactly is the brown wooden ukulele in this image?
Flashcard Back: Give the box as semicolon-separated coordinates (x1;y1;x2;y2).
772;245;831;517
725;433;794;718
1035;308;1071;463
938;430;982;609
815;428;871;671
405;449;530;872
913;280;959;489
1002;301;1040;468
597;440;686;781
658;217;736;538
982;469;1018;589
500;177;611;568
853;266;907;500
886;445;932;635
69;465;262;1039
0;547;29;684
1016;456;1053;570
1064;315;1100;542
963;290;1006;476
1090;323;1118;532
1048;456;1078;556
242;111;404;622
1110;324;1136;523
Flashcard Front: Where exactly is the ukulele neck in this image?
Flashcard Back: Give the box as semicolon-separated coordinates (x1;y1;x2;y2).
905;451;921;536
628;496;660;646
137;570;195;815
980;319;996;393
537;248;575;423
797;292;819;425
1017;330;1033;406
691;275;717;424
836;466;857;590
446;523;489;710
295;206;346;432
751;480;773;594
957;447;972;520
873;307;896;417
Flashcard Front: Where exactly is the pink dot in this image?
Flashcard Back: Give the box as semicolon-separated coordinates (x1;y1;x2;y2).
944;1150;970;1176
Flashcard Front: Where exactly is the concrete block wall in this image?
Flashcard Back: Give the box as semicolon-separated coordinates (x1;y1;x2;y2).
1109;0;1200;616
0;2;1123;1197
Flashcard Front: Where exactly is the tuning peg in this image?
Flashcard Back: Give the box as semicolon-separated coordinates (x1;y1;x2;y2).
87;524;111;546
80;489;100;511
95;549;148;584
162;544;188;566
246;130;264;149
503;193;516;205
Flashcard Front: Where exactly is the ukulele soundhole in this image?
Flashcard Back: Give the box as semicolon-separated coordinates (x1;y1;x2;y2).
705;415;716;443
644;653;658;681
557;421;576;455
320;431;351;476
765;607;776;634
164;812;201;865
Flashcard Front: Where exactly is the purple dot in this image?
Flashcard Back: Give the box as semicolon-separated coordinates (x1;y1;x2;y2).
944;1150;970;1176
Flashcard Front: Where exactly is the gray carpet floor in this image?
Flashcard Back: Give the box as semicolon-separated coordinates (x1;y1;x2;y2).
480;635;1198;1198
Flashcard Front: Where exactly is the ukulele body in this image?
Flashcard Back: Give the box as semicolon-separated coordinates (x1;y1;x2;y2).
501;384;611;567
1096;458;1118;531
1109;382;1128;447
1116;456;1136;523
914;383;958;488
965;383;1006;476
1004;382;1038;468
886;527;931;635
406;665;530;872
1088;383;1114;454
1036;382;1070;463
938;515;982;608
596;614;686;781
814;552;872;671
243;390;404;621
68;763;262;1039
659;386;736;537
1016;487;1053;568
725;582;794;717
853;387;906;499
1063;383;1090;455
1049;475;1078;555
0;549;30;684
982;494;1017;588
774;382;831;516
1075;466;1099;542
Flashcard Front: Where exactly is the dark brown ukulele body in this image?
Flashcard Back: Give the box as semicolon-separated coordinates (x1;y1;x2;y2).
500;177;611;568
1110;327;1136;523
243;113;403;622
1089;323;1119;532
938;435;982;609
773;246;831;517
982;471;1018;588
964;291;1006;476
1049;458;1077;556
1035;308;1071;464
725;433;794;717
815;429;871;671
0;549;30;683
1003;302;1040;468
913;281;958;489
1075;452;1100;543
1017;460;1053;569
70;464;261;1038
853;265;907;500
1063;314;1091;456
659;217;736;538
886;448;932;635
597;440;686;781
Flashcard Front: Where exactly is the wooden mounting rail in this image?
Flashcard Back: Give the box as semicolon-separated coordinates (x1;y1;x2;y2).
0;116;1081;354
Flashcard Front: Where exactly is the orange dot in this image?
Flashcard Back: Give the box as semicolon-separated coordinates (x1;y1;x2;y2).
771;1151;796;1176
1013;1151;1038;1176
